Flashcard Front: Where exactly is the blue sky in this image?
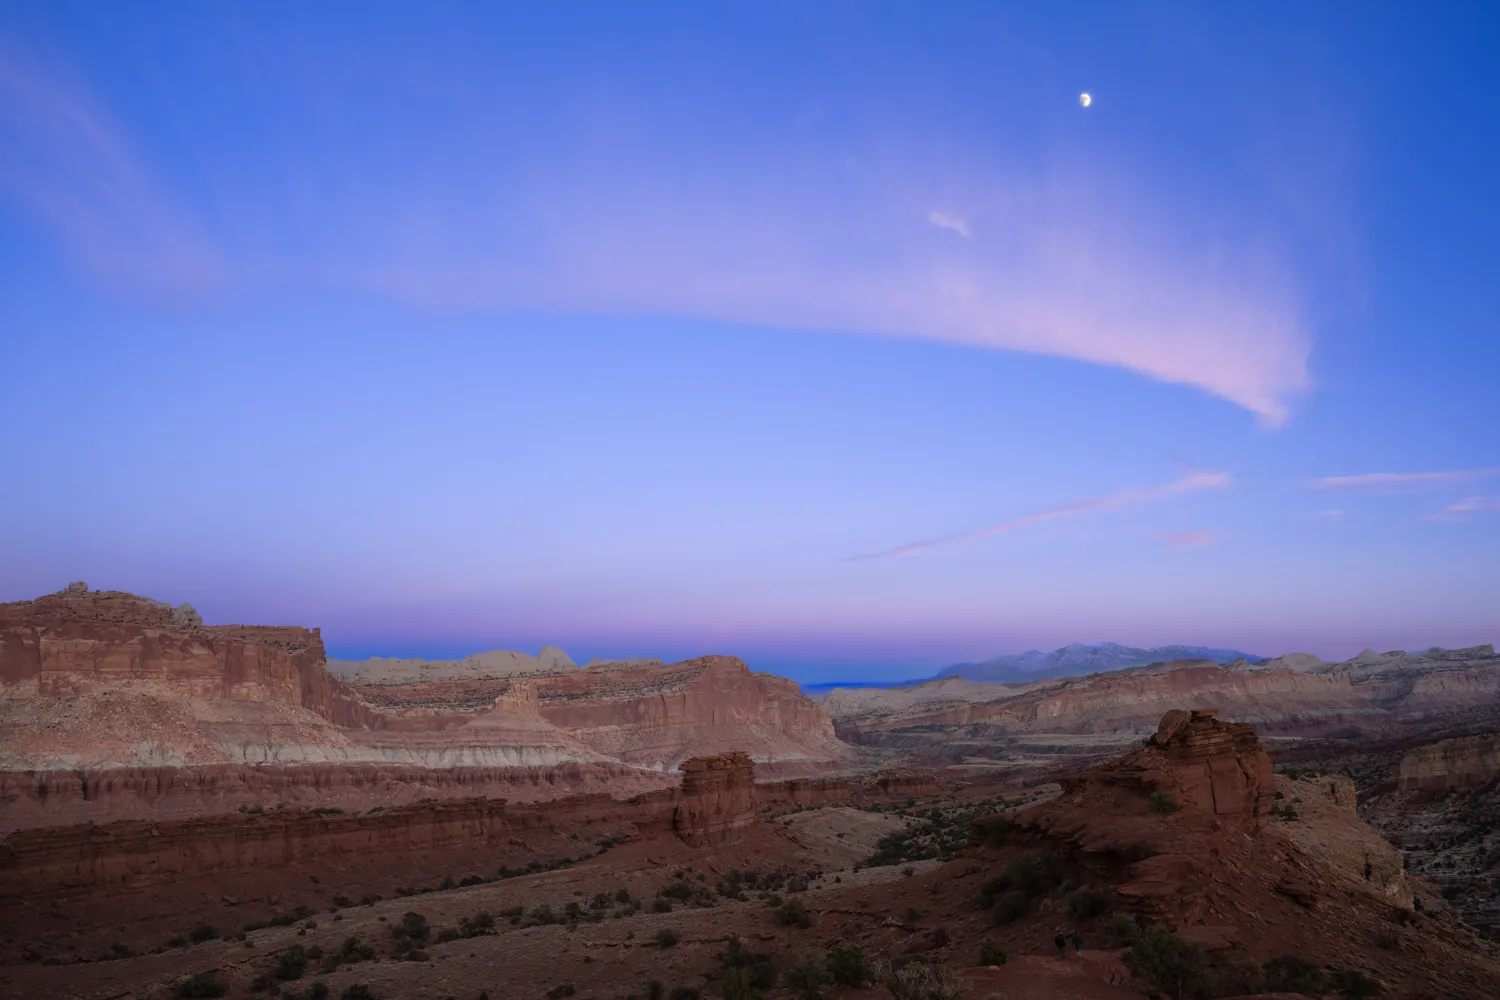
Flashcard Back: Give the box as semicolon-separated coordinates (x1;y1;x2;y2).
1;2;1497;682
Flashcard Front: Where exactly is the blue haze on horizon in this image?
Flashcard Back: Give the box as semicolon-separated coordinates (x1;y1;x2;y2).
1;3;1496;683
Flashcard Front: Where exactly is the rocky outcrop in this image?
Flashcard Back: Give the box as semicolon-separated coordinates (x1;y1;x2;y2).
673;752;756;846
0;590;847;774
1272;773;1411;907
825;645;1500;744
1398;734;1500;793
326;646;580;684
534;656;848;769
967;710;1479;998
0;590;372;727
1063;708;1275;829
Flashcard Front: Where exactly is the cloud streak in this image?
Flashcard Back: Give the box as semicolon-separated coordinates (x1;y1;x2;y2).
1424;497;1500;521
927;210;970;237
0;48;226;299
1311;468;1500;490
353;116;1316;424
857;471;1230;561
1154;530;1219;548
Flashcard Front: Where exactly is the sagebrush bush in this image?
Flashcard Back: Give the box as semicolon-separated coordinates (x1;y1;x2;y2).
991;889;1030;925
1123;926;1210;1000
174;972;229;998
1148;790;1181;814
773;899;812;928
826;946;870;986
1065;888;1111;919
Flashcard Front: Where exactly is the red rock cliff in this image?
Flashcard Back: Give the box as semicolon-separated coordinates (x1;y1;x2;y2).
0;590;372;726
673;751;757;846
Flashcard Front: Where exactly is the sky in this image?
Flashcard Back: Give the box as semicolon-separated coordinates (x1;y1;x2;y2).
1;2;1497;683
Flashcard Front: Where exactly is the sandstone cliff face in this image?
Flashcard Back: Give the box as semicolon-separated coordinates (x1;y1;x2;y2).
0;761;680;834
672;751;757;846
0;591;368;724
1397;734;1500;793
534;655;848;769
1;591;847;779
1272;773;1411;907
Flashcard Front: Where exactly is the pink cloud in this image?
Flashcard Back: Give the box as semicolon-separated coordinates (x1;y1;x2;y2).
1154;530;1218;548
353;132;1314;424
1312;469;1500;491
858;471;1230;561
1424;497;1500;522
0;49;227;300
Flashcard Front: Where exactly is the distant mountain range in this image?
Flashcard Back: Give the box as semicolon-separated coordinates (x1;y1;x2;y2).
936;642;1264;684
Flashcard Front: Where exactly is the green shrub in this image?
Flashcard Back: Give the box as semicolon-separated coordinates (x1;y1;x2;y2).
977;816;1010;847
978;938;1007;966
655;928;679;948
826;946;871;986
782;952;829;1000
1262;954;1325;994
1328;968;1382;998
189;924;219;943
1123;926;1211;1000
1065;888;1111;919
545;986;576;1000
991;889;1030;925
773;899;812;928
719;936;776;990
175;973;230;998
1101;913;1140;946
652;898;673;913
276;945;309;980
1148;790;1181;814
669;988;700;1000
340;987;376;1000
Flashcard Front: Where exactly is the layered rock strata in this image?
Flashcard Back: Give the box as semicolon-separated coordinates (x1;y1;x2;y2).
0;590;847;774
672;751;756;846
1397;733;1500;793
824;644;1500;744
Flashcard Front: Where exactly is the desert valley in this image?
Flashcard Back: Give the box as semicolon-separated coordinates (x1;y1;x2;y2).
3;587;1499;1000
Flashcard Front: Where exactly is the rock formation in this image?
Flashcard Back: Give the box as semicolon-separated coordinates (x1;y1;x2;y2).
672;751;757;846
0;590;847;778
823;644;1500;744
1397;733;1500;792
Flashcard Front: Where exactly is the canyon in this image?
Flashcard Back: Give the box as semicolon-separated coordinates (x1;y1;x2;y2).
6;585;1500;998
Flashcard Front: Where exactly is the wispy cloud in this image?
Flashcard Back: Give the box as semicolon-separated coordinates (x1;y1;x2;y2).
927;210;970;237
1311;469;1500;491
1424;497;1500;522
1316;509;1345;522
857;471;1230;561
354;124;1315;425
0;48;226;299
1154;529;1219;548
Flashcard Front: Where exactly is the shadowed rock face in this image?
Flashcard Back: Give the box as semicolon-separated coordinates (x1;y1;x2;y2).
673;751;757;846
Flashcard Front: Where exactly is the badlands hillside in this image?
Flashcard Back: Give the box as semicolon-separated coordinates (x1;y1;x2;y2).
819;644;1500;749
0;587;848;829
